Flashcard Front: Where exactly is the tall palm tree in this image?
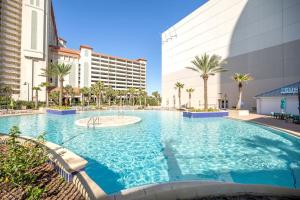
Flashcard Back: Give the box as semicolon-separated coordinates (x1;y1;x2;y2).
152;91;161;106
105;86;114;106
80;87;90;106
186;88;194;108
41;63;72;106
91;81;104;107
186;53;227;110
175;82;184;108
232;73;253;109
128;87;136;106
39;82;51;107
32;86;41;109
64;85;74;106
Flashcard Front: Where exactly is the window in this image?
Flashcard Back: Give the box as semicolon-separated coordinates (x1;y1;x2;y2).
36;0;40;7
84;50;89;57
31;10;38;50
30;0;34;5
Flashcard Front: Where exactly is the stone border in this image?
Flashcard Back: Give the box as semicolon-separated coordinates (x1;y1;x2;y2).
75;116;141;128
109;181;300;200
0;133;108;200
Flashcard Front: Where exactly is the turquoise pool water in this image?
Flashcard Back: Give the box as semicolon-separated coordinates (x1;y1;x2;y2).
0;111;300;194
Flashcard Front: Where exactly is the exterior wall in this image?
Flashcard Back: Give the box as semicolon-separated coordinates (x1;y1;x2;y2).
19;0;56;101
90;53;146;90
79;46;92;88
162;0;300;110
0;0;23;94
256;96;298;115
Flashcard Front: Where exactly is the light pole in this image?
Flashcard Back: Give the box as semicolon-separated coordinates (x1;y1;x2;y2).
23;82;30;102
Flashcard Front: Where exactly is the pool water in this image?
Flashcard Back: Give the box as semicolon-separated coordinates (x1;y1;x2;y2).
0;111;300;194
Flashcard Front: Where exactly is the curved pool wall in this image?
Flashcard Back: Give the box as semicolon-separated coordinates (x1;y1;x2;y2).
0;110;300;194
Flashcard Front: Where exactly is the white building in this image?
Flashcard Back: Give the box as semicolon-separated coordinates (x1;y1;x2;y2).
0;0;147;102
162;0;300;110
49;44;147;91
0;0;58;101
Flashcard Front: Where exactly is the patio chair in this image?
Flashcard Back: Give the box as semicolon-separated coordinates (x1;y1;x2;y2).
293;115;300;124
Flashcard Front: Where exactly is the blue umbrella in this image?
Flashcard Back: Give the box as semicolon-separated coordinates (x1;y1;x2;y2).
280;97;286;113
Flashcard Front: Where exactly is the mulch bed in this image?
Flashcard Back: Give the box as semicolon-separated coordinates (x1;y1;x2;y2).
0;144;85;200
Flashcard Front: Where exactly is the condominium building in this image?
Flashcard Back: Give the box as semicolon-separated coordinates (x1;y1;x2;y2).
49;44;147;91
1;0;147;102
162;0;300;110
0;0;58;101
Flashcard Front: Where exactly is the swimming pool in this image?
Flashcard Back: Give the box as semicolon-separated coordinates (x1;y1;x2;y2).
0;110;299;194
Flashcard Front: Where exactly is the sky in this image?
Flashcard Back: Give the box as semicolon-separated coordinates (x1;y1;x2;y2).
52;0;207;94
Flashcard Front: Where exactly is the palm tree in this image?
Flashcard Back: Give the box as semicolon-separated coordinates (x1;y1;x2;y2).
232;73;253;110
128;87;136;106
32;86;41;109
91;81;104;107
152;91;161;106
39;82;51;107
186;88;194;108
105;86;114;106
80;87;90;106
174;82;184;108
186;53;227;110
64;85;74;106
143;90;148;106
41;63;72;106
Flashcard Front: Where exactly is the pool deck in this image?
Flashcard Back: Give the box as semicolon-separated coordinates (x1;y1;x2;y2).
228;112;300;137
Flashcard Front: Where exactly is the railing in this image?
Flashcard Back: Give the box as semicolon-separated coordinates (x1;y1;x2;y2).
87;116;101;128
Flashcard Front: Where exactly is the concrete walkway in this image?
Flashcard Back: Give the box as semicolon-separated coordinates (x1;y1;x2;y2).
229;113;300;137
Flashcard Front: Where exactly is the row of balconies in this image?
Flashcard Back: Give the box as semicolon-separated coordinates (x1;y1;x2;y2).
0;7;22;23
91;56;143;66
0;31;21;43
3;0;22;11
91;67;145;76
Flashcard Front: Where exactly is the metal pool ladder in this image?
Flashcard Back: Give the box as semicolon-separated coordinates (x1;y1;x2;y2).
87;116;101;128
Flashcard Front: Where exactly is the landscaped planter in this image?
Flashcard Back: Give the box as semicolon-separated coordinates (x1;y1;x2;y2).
183;111;228;118
47;109;76;115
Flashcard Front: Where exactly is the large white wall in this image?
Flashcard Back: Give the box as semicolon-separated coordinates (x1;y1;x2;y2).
20;0;54;101
162;0;300;110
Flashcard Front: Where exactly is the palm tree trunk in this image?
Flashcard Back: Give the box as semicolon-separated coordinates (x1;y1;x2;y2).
189;93;191;108
178;89;181;109
99;93;101;107
46;90;49;107
144;96;147;106
203;77;208;110
108;97;111;106
35;90;38;109
236;84;243;110
139;97;142;106
59;79;63;106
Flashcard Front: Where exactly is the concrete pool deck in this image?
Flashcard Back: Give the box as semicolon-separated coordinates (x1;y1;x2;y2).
228;112;300;137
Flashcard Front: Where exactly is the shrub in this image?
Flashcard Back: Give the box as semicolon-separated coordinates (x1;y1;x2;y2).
49;106;72;110
0;126;47;191
188;107;219;112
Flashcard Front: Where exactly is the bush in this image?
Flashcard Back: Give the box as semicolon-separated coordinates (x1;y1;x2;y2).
0;126;47;198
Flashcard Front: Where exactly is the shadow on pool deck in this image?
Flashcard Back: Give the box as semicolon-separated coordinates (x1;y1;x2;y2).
84;157;124;194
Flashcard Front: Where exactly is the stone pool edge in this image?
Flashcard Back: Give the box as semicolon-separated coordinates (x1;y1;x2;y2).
0;133;109;200
109;181;300;200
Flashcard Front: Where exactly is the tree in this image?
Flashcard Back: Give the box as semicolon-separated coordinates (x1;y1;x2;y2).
80;87;90;106
128;87;136;106
186;88;194;108
91;81;104;107
32;86;41;109
41;63;72;106
186;53;227;110
49;91;59;105
232;73;253;109
105;86;114;106
152;91;161;106
0;85;12;110
64;85;74;106
39;82;51;107
174;82;184;108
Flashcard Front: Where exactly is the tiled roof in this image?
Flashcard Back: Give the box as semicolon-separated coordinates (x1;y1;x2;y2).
255;82;300;97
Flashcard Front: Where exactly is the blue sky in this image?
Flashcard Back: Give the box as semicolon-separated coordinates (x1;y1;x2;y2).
52;0;207;94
